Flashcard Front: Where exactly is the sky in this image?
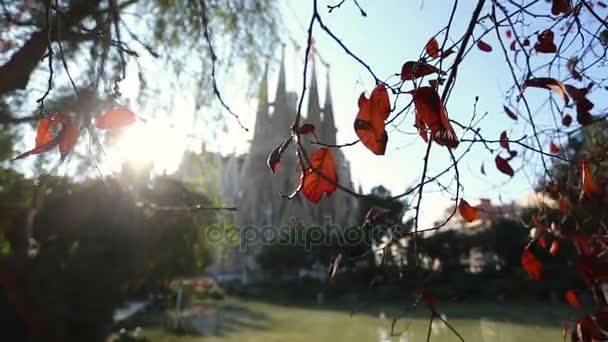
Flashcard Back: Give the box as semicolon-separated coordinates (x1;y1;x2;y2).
8;0;565;229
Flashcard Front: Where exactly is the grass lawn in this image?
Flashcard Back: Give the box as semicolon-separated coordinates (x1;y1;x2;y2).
131;298;572;342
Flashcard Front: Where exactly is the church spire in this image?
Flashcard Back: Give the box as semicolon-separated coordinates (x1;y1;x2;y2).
274;45;287;106
321;67;337;146
306;56;321;129
252;61;269;142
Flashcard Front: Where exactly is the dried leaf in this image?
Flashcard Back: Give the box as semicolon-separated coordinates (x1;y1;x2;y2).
425;38;440;59
267;136;293;174
500;131;510;150
401;61;441;81
523;77;569;105
477;40;493;52
302;148;338;204
504;106;518;121
409;86;459;148
565;290;582;310
298;123;316;135
535;30;557;53
495;155;515;177
354;84;390;155
551;0;573;16
459;200;479;223
566;56;582;81
96;107;136;129
579;159;600;195
521;248;544;280
510;40;517;51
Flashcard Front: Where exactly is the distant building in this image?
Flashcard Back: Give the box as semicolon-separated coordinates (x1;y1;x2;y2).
176;50;358;274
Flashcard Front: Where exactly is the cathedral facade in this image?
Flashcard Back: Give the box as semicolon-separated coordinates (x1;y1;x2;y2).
177;52;358;271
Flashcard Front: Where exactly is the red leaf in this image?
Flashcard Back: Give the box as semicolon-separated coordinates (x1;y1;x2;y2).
354;84;390;155
459;200;479;223
550;240;560;256
573;234;595;256
562;114;572;127
409;86;459;148
302;148;338;204
579;159;600;195
523;77;569;105
506;30;513;39
96;107;136;129
523;38;530;46
421;289;437;307
539;236;548;249
504;106;518;120
425;38;440;59
500;131;510;150
267;137;293;174
509;40;517;51
400;61;441;81
551;0;573;16
565;290;582;310
521;248;544;280
550;141;559;154
558;195;570;215
495;155;515;177
298;123;316;135
565;85;595;126
535;30;557;53
477;40;493;52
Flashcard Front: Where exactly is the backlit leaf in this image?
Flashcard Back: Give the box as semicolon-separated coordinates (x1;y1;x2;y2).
302;148;338;204
409;86;459;148
521;248;544;280
267;136;293;174
425;38;440;59
354;84;390;155
13;115;77;160
96;107;136;129
35;117;56;147
565;290;582;310
459;200;479;223
550;240;560;256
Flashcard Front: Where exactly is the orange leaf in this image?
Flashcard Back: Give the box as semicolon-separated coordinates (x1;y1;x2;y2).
96;107;136;129
458;200;479;223
35;117;56;147
302;148;338;204
425;38;440;59
400;61;441;81
504;106;518;121
579;159;600;195
495;155;514;177
550;240;560;256
521;248;544;280
550;142;559;154
477;40;493;52
409;86;459;148
565;290;582;310
535;30;557;53
552;0;573;16
523;77;569;105
13;115;77;160
354;84;390;155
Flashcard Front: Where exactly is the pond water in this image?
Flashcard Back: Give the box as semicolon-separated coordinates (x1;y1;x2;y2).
140;300;570;342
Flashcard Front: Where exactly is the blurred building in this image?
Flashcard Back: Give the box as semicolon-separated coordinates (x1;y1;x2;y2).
176;50;357;275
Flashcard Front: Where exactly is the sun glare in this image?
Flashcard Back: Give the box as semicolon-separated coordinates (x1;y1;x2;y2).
106;118;188;174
